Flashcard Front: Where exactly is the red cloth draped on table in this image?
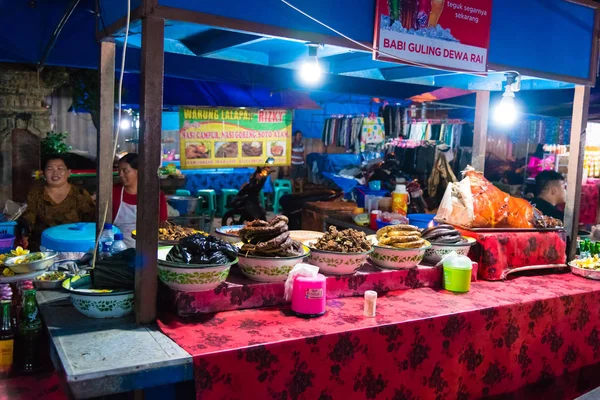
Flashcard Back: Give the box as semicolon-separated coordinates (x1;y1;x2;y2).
0;371;66;400
158;274;600;399
456;229;567;281
580;180;600;225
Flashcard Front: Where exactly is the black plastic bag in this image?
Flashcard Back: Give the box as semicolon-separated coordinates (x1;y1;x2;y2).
166;234;238;265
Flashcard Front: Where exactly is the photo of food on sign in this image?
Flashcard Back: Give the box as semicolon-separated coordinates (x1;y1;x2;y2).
185;142;210;159
242;141;263;157
215;142;239;158
268;141;285;157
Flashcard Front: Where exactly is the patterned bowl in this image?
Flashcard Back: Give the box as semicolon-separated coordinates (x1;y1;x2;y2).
367;235;430;270
157;246;236;292
62;275;134;319
215;225;244;243
423;237;476;264
305;241;372;275
236;245;310;282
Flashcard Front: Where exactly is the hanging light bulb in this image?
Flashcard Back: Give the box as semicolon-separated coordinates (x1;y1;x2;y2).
299;43;323;85
494;88;517;125
494;73;521;126
120;119;131;130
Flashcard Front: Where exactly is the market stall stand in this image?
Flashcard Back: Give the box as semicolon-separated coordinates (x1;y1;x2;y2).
36;290;192;398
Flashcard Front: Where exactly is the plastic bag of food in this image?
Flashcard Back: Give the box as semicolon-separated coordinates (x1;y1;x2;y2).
166;234;238;265
436;177;474;227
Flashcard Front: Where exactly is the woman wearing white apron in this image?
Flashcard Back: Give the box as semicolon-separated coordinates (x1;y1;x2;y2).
112;153;168;248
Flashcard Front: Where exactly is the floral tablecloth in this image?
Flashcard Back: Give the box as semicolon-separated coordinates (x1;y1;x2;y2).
456;229;567;281
158;273;600;400
0;371;66;400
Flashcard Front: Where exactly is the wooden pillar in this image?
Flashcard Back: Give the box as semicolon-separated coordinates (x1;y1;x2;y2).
135;15;164;324
97;41;115;233
565;85;591;261
472;91;490;172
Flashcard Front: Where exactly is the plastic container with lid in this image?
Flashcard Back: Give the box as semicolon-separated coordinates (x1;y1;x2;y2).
41;223;121;261
440;252;473;293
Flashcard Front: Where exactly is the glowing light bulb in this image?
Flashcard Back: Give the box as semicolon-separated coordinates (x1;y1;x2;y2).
299;58;323;85
120;119;131;130
494;91;517;126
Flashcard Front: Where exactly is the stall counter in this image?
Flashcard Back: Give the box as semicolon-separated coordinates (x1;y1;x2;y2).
36;290;193;399
158;273;600;399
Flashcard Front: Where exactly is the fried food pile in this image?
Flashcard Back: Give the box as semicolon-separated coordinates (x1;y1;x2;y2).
239;216;304;257
158;223;199;242
376;225;430;249
313;227;372;253
421;224;466;244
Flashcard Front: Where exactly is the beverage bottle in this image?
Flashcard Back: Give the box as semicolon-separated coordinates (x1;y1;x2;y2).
401;0;417;29
111;233;128;255
416;0;431;29
428;0;445;27
0;300;15;377
16;289;42;372
99;223;115;259
392;184;409;216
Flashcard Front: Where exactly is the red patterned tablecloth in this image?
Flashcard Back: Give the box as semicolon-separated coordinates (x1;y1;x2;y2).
158;273;600;399
456;229;567;280
0;371;66;400
580;180;600;225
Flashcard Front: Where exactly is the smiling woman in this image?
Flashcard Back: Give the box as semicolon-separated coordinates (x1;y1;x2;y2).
20;155;96;251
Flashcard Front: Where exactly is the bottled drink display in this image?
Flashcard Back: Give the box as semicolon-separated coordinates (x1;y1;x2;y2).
99;223;115;258
0;300;15;376
16;289;42;372
111;233;128;255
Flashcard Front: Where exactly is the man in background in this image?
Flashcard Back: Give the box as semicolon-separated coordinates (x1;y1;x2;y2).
290;130;306;192
531;170;566;221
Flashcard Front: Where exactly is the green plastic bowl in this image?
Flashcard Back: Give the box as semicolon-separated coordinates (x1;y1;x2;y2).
443;264;472;293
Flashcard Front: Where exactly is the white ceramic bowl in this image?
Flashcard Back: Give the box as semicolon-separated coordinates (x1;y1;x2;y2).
215;225;244;243
306;241;372;275
157;246;235;292
424;237;476;264
237;245;310;282
63;275;134;319
367;235;430;269
5;251;57;274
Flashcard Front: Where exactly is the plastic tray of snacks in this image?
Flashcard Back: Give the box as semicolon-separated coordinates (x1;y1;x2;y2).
569;261;600;280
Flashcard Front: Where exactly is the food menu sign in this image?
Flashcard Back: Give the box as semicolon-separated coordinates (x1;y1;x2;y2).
179;107;292;169
373;0;492;72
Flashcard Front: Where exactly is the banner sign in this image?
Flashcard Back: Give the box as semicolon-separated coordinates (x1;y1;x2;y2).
373;0;492;72
179;107;292;169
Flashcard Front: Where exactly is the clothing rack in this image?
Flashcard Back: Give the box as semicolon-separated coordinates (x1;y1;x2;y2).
322;114;385;154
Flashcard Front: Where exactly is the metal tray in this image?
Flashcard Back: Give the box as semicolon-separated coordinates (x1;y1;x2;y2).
438;221;564;233
569;262;600;280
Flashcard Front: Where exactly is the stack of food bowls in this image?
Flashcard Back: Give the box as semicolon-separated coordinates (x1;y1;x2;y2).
306;242;372;275
62;275;134;319
237;245;309;282
157;246;236;291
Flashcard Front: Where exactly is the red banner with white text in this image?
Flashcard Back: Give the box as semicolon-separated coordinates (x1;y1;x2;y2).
373;0;492;72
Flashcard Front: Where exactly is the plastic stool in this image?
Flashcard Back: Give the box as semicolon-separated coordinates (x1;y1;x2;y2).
274;179;292;190
219;189;239;216
196;189;216;213
175;189;191;196
259;190;266;210
273;186;292;214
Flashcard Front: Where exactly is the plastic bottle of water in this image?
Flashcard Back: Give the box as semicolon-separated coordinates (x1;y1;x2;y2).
99;223;114;259
111;233;128;255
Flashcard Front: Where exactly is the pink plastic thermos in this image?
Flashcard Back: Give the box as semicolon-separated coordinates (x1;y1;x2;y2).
291;274;326;318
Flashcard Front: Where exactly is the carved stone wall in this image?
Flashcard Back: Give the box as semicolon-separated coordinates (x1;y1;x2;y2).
0;65;68;202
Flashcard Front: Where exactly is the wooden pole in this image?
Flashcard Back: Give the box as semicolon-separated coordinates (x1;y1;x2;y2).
97;41;115;234
135;15;164;324
565;85;591;261
472;91;490;173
